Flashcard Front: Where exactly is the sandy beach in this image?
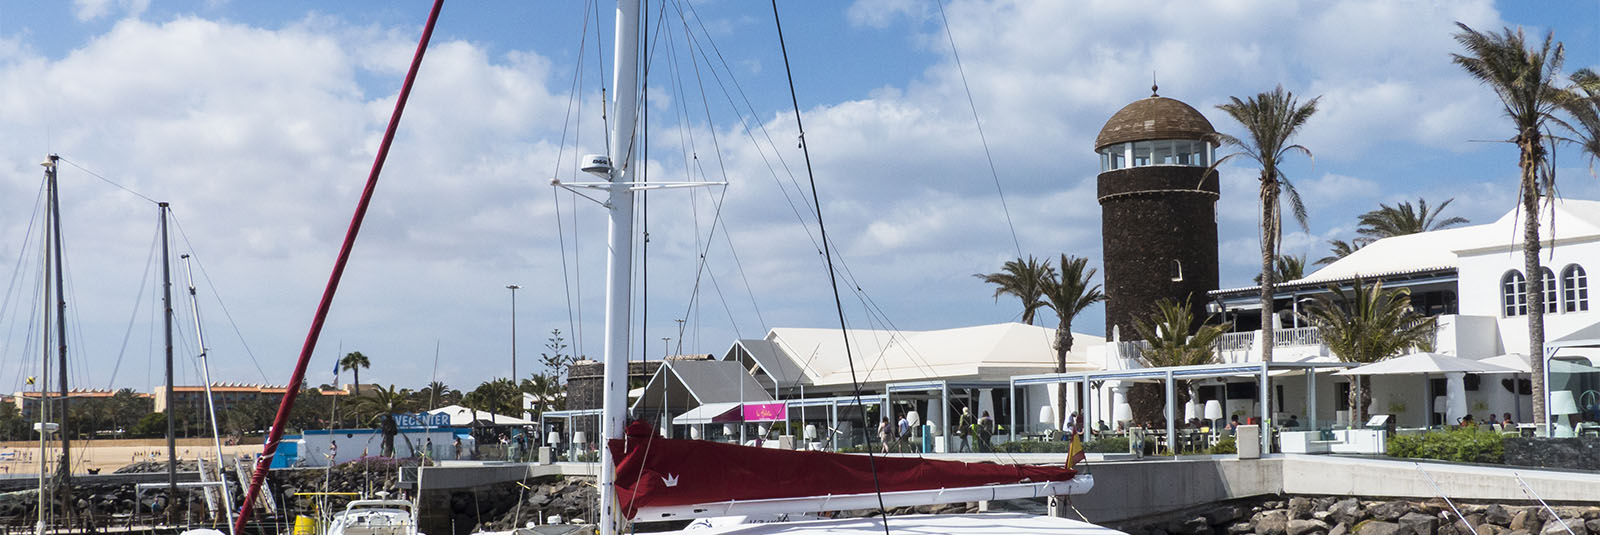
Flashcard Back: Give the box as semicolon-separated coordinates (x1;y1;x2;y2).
0;438;264;475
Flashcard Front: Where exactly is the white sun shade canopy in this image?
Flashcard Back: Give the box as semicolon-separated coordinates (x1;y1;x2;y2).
1335;352;1520;376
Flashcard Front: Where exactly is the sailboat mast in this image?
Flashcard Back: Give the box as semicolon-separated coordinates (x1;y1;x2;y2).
160;202;178;517
598;1;641;533
182;253;236;533
36;156;55;535
46;153;74;523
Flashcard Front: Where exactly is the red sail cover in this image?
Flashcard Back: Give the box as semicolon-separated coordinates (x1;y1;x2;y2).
610;421;1077;519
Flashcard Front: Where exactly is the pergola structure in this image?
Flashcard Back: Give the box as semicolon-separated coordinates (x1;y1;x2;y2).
1009;361;1355;453
884;379;1011;451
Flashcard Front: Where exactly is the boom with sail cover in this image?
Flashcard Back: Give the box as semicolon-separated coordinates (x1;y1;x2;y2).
609;421;1087;521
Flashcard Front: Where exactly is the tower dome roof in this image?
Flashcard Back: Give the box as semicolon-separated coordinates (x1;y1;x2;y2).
1094;95;1216;150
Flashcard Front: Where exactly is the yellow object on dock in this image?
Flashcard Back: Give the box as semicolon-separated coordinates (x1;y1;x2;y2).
293;515;318;535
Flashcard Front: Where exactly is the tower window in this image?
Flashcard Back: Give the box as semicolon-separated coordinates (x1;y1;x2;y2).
1502;270;1526;317
1099;139;1214;170
1563;264;1588;312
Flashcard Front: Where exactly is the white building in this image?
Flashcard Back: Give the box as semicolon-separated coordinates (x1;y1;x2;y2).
1203;199;1600;434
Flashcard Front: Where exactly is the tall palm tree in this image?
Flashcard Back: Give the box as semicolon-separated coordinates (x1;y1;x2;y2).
1039;254;1105;429
1254;255;1307;285
1316;238;1367;267
1564;68;1600;169
339;351;372;397
1355;198;1470;240
1453;22;1566;427
974;256;1055;325
1128;298;1230;427
354;385;413;457
1299;279;1436;423
1215;86;1320;364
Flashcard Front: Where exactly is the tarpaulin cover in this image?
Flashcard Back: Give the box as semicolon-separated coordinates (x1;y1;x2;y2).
609;421;1077;519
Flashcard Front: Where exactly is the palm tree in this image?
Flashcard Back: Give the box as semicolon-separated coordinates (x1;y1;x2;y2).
1316;238;1367;267
1355;198;1470;240
1128;298;1230;427
1453;22;1566;427
354;385;414;457
1254;255;1307;285
974;256;1055;325
1299;279;1436;423
1564;68;1600;169
339;351;372;397
1214;86;1320;364
1039;254;1105;429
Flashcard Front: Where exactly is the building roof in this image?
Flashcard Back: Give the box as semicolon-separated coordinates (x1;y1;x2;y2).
665;360;776;405
737;323;1103;389
1095;94;1216;149
1213;199;1600;295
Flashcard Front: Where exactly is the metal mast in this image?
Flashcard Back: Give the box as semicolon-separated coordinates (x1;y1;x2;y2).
160;202;178;521
183;253;236;533
597;1;641;532
46;153;74;528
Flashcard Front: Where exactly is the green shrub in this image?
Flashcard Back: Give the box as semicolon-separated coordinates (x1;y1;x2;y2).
1207;436;1237;454
1385;427;1503;463
1085;437;1129;453
995;440;1074;453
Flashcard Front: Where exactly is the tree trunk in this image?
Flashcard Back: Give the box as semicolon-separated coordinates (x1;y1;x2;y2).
1056;324;1072;431
1260;177;1277;364
1521;136;1547;428
1355;376;1372;424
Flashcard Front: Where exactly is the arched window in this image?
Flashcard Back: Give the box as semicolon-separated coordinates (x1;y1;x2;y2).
1563;264;1589;312
1502;270;1526;317
1540;268;1558;313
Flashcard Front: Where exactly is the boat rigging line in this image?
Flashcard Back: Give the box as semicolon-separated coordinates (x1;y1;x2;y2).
234;1;444;531
934;0;1023;258
769;2;891;533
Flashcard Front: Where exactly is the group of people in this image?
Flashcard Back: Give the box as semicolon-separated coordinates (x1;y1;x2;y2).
875;407;996;453
1458;412;1518;429
497;426;543;462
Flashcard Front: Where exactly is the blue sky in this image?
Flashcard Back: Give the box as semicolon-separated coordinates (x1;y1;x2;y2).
0;0;1596;395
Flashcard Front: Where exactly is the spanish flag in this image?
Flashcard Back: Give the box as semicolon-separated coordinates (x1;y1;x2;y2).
1066;432;1086;470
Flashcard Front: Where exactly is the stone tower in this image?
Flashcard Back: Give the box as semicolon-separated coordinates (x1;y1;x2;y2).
1095;87;1220;338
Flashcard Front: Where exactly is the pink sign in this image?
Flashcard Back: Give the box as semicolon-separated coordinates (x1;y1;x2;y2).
742;402;788;422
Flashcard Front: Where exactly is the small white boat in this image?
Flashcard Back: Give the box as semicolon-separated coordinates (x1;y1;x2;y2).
327;499;423;535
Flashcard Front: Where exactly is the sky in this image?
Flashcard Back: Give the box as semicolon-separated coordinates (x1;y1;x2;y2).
0;0;1596;396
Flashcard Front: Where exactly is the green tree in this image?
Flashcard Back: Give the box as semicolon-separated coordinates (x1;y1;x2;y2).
1565;68;1600;169
463;379;521;419
132;412;168;438
974;256;1055;325
340;351;372;397
1299;279;1437;423
1316;238;1368;267
1356;198;1470;240
1254;255;1307;285
1453;23;1567;427
354;385;414;457
539;330;576;381
1128;298;1229;428
1214;86;1320;363
1039;254;1105;430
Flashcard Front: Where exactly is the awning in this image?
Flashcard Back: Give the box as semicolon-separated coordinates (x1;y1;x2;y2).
1335;352;1519;376
671;402;745;425
1481;353;1600;374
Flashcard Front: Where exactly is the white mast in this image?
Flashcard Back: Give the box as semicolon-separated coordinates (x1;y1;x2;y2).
182;254;236;533
598;1;641;533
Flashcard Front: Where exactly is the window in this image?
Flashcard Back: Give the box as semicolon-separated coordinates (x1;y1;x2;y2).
1563;264;1588;312
1540;268;1558;313
1131;141;1152;166
1502;270;1526;316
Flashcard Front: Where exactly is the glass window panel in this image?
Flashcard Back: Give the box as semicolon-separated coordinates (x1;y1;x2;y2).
1503;271;1526;317
1543;268;1558;314
1131;141;1152;167
1564;265;1588;312
1153;140;1174;164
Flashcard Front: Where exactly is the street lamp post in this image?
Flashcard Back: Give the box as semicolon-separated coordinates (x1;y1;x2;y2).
507;284;521;382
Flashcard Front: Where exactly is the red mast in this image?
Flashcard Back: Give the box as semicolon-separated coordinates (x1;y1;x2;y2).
233;2;444;531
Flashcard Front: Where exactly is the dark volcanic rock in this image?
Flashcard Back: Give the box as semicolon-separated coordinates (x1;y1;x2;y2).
1331;498;1367;526
1398;512;1438;535
1289;498;1316;520
1371;502;1411;522
1256;510;1289;535
1359;521;1402;535
1288;519;1331;535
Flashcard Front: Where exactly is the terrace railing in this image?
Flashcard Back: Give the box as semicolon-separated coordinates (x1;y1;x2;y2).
1274;326;1322;347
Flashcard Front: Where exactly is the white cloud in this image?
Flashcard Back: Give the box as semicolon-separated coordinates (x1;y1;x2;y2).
72;0;149;22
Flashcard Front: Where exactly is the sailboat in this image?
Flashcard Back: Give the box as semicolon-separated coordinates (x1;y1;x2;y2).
229;2;1120;534
559;2;1114;534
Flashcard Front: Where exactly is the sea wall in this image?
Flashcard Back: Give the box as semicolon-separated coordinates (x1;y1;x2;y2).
1110;495;1600;535
1504;437;1600;471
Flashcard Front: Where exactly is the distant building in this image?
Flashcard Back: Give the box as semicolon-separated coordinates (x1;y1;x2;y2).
152;383;349;413
11;389;147;419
